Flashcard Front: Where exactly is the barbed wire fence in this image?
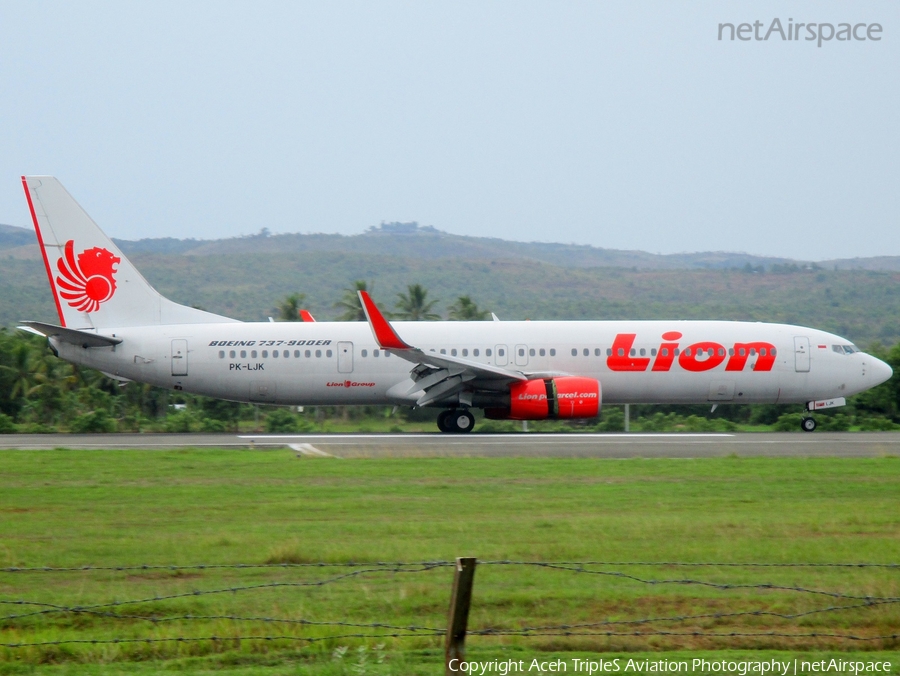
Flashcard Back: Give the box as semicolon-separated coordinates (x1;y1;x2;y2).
2;559;899;670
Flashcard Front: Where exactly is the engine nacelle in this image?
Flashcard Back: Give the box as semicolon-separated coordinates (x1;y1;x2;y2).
486;376;601;420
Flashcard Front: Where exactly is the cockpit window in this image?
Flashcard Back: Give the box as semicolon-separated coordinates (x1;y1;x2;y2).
832;344;858;355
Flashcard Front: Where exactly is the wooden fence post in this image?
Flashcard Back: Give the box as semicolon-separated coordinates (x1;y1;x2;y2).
445;556;477;675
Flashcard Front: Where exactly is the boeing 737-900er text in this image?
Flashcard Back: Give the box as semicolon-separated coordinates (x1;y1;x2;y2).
18;176;893;433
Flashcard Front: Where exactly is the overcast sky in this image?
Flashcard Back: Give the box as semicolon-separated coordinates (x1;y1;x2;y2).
1;1;897;260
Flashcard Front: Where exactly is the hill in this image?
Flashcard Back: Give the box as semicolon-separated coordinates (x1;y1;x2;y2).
2;223;899;346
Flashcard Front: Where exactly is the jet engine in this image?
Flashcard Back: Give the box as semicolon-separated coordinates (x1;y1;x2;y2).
484;376;601;420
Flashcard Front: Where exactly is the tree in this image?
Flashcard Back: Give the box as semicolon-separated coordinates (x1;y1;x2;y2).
448;295;489;321
334;281;372;321
276;293;307;322
394;284;441;321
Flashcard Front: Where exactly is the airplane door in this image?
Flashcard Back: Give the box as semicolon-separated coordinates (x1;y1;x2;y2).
495;344;508;366
337;341;354;373
794;336;810;372
171;339;188;376
515;344;528;367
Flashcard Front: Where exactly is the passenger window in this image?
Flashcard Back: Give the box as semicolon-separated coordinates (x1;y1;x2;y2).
674;348;680;356
540;348;546;356
486;349;492;356
583;348;589;356
474;349;480;357
440;349;447;354
498;348;505;356
241;350;247;358
571;348;578;356
273;350;278;358
771;348;777;356
760;348;767;356
361;349;368;357
630;349;636;356
294;350;300;357
529;348;535;356
739;348;746;356
252;350;258;358
326;350;333;358
595;348;601;356
374;349;380;357
304;350;311;358
639;348;646;356
451;349;457;356
717;348;724;356
650;348;657;356
219;350;225;359
229;350;236;358
684;348;691;357
617;348;624;357
607;348;612;356
263;350;269;358
462;349;468;356
661;348;668;356
519;348;525;357
729;348;734;356
550;349;556;356
315;350;322;358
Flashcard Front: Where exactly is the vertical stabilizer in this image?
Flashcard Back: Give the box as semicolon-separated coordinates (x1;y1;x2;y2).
22;176;237;328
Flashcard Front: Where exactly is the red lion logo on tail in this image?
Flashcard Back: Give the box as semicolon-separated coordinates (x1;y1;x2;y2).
55;240;121;313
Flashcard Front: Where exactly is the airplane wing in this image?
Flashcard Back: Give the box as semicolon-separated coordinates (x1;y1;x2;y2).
358;291;564;407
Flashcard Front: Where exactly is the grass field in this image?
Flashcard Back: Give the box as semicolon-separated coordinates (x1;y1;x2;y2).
1;449;899;674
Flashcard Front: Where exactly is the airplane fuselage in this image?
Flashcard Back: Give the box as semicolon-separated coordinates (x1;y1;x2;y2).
54;319;884;408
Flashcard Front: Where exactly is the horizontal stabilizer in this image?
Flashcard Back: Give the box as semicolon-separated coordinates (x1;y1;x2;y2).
18;321;122;348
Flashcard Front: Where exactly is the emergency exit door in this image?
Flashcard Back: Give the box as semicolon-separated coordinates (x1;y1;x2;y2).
171;339;188;376
794;336;810;372
494;344;508;366
515;344;529;366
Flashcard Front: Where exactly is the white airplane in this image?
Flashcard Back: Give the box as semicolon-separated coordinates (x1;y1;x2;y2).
19;176;893;433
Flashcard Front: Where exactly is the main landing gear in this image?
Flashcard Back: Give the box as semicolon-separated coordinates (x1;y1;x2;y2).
437;409;475;434
800;416;817;432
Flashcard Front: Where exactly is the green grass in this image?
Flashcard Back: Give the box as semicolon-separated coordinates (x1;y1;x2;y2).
0;451;899;673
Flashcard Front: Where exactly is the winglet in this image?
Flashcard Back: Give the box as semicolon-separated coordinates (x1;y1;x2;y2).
358;291;412;350
299;310;316;322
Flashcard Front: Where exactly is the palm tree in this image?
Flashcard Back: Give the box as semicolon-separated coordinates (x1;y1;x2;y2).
448;295;489;321
276;293;307;321
334;281;372;321
0;339;34;401
394;284;441;321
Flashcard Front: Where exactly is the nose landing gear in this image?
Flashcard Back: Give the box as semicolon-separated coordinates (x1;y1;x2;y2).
437;409;475;433
800;416;817;432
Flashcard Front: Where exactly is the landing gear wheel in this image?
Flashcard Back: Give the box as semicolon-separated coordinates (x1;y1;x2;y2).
800;416;817;432
436;409;475;433
437;410;454;433
451;409;475;434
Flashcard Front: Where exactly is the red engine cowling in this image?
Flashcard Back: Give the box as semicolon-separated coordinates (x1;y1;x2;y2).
492;376;601;420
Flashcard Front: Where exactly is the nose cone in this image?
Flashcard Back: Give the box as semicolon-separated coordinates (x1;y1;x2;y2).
870;356;894;386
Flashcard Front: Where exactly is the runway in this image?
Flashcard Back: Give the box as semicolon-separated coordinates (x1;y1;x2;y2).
1;432;899;457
